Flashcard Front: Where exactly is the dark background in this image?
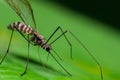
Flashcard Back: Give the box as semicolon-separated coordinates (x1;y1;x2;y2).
51;0;120;32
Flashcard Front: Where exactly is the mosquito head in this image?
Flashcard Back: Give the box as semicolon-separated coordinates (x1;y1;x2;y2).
43;44;51;52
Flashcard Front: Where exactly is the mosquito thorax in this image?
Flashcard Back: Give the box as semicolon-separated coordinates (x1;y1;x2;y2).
31;32;51;52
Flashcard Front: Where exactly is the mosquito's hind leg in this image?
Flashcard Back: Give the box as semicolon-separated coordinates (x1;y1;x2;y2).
20;35;30;76
0;30;14;64
68;30;103;80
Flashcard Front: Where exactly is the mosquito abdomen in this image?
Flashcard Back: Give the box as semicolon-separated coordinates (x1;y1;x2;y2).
8;22;34;35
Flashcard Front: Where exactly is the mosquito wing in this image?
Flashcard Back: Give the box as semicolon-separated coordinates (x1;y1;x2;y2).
5;0;37;31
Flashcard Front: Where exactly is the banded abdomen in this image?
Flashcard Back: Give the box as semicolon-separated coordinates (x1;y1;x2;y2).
8;22;34;35
8;22;51;52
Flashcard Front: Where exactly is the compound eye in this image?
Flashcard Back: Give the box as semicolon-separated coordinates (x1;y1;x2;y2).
46;47;50;51
46;46;50;52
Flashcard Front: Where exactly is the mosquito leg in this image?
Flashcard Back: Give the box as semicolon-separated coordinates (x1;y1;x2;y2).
49;30;67;60
0;30;14;64
37;47;47;69
58;27;72;59
49;52;72;76
45;27;60;44
44;27;71;76
52;48;62;61
68;31;103;80
45;48;62;64
37;47;42;63
46;53;49;64
46;26;72;59
48;30;68;61
21;35;30;76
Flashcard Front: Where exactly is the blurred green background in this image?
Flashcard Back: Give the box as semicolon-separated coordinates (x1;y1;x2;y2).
52;0;120;31
0;0;120;80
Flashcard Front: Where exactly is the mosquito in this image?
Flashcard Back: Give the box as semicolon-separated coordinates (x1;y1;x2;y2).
0;0;103;80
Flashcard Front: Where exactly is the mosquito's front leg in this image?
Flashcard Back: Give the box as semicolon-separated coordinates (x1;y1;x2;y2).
46;26;72;59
